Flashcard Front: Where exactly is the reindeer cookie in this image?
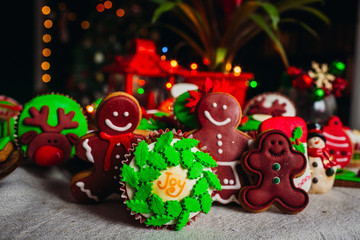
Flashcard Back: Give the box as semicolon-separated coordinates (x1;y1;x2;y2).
192;92;251;204
17;94;87;166
239;130;309;213
70;92;144;203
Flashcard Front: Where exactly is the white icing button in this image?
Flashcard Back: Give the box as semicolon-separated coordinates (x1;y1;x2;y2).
113;111;118;117
124;111;129;117
116;143;121;146
218;149;223;154
212;102;217;108
114;166;119;170
115;155;120;159
217;141;223;146
229;179;235;185
223;105;227;110
113;176;117;179
217;134;222;139
223;179;229;184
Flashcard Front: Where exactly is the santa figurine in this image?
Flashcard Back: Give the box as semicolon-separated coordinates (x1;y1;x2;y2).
307;123;337;194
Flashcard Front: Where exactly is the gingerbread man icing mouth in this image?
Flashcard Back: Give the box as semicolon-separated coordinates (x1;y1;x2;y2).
105;111;132;132
204;110;231;126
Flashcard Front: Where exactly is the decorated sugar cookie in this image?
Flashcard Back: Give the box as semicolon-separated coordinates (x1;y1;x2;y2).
70;92;145;203
17;94;87;166
0;96;23;179
323;116;352;168
193;92;251;204
120;130;220;230
307;123;337;194
239;130;309;214
259;116;312;192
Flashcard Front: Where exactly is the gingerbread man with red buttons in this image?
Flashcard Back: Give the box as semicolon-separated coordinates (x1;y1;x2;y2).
193;92;252;204
70;92;144;203
239;130;309;213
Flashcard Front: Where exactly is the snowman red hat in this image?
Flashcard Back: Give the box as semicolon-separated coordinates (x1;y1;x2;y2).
307;123;326;142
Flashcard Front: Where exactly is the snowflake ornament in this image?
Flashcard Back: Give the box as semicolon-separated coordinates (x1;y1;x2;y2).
308;61;336;91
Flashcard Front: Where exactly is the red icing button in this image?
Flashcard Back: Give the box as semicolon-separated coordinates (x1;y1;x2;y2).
34;146;64;166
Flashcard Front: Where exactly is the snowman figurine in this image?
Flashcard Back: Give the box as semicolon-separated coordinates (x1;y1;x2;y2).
307;123;337;194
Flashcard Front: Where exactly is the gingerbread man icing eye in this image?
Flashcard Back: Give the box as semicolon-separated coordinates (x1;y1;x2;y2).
96;93;141;135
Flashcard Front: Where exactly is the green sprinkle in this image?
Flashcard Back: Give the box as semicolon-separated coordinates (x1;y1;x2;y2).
174;138;199;151
165;201;182;218
192;177;209;196
199;193;213;214
175;210;190;231
121;164;139;189
134;182;153;201
154;131;173;152
203;171;221;191
137;167;161;182
163;146;180;166
150;194;166;215
145;215;172;227
187;162;203;179
134;141;149;168
182;197;201;212
194;152;217;167
148;151;167;170
126;199;152;214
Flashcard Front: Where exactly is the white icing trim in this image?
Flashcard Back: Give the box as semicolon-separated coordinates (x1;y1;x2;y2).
326;141;350;148
212;193;240;204
335;157;348;162
323;132;347;141
76;182;99;202
82;139;94;163
217;160;241;190
204;111;231;126
105;119;132;132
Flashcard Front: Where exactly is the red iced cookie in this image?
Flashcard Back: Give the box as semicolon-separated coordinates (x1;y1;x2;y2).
193;92;251;204
323;116;352;168
70;92;144;203
239;130;309;213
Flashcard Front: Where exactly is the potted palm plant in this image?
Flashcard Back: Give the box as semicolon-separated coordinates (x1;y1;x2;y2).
151;0;329;71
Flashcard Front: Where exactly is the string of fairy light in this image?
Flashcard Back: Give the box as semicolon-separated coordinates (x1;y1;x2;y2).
41;4;52;83
40;0;256;91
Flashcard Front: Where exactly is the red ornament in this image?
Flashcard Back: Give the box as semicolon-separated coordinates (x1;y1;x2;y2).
323;116;352;168
287;66;302;76
332;77;347;97
292;74;313;90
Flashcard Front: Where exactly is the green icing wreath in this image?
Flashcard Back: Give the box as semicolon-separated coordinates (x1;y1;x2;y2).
121;131;221;230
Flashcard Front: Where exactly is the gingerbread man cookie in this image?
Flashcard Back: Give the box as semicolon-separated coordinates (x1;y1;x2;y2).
70;92;144;203
239;130;309;213
193;92;251;204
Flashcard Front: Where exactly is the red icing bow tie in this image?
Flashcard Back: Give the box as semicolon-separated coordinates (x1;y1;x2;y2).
99;132;133;171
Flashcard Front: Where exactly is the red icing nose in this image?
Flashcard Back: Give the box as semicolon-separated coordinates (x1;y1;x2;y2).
34;146;64;166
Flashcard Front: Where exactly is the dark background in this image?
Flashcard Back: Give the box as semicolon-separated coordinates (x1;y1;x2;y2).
1;0;358;124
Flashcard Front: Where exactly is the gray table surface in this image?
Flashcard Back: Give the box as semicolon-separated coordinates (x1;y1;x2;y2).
1;162;360;240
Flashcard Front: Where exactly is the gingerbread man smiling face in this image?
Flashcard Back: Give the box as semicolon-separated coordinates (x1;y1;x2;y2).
193;92;251;204
96;93;140;135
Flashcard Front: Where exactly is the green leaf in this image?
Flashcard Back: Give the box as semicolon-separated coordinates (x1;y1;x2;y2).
192;177;209;196
175;210;190;231
137;167;161;182
121;164;139;189
145;215;173;227
154;131;173;153
165;200;182;218
126;199;152;214
134;183;153;201
152;1;178;23
258;2;280;30
174;138;199;151
203;171;221;191
134;141;149;168
150;194;166;215
215;48;227;66
148;151;167;170
294;142;306;154
182;197;201;212
194;152;217;167
180;150;194;169
249;13;289;67
199;193;213;214
293;127;303;139
187;161;203;179
288;5;330;25
163;146;180;166
280;18;319;38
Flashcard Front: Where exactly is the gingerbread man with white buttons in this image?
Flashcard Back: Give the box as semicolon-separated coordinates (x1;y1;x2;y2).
70;92;144;203
193;92;251;204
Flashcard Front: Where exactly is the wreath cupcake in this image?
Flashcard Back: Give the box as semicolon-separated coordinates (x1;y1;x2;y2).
120;129;221;230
